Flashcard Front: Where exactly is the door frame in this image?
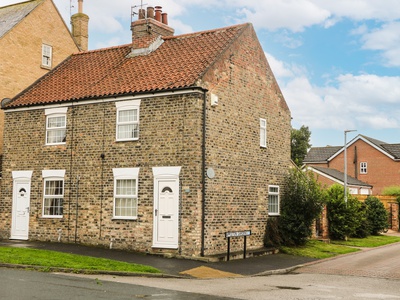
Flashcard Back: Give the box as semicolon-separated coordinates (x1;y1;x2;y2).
10;171;33;240
152;166;181;249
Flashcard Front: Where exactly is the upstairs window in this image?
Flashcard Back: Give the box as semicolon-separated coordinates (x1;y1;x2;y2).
113;168;140;220
260;118;267;147
116;100;141;141
42;44;52;68
45;108;67;145
42;170;65;218
360;162;368;174
268;185;280;216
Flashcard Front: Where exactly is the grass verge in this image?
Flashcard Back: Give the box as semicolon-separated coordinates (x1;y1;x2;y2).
0;247;161;274
331;235;400;247
280;235;400;259
280;240;359;259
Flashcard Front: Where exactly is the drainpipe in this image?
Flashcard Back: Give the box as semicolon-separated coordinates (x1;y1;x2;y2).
201;89;208;257
74;176;80;243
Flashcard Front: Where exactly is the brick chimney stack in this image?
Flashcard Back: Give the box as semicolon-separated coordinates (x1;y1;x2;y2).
71;0;89;51
131;5;174;49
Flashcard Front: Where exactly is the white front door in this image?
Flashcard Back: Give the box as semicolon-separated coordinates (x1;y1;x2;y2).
11;175;32;240
152;167;181;249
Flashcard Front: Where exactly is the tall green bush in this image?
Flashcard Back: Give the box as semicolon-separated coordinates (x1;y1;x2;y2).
278;168;326;246
326;184;365;240
364;196;389;235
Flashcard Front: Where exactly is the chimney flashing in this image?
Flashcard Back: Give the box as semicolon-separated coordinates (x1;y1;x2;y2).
127;35;164;57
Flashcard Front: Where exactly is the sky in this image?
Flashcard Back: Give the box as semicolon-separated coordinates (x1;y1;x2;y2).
3;0;400;147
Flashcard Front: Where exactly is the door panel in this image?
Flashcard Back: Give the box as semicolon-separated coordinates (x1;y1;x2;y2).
153;179;179;248
11;182;31;240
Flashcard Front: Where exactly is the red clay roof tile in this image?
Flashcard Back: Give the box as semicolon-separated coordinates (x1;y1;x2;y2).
7;23;249;108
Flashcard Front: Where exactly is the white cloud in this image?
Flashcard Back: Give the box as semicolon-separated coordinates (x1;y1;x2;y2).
271;53;400;131
359;22;400;67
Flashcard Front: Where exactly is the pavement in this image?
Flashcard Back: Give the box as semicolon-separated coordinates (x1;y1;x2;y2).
0;239;317;279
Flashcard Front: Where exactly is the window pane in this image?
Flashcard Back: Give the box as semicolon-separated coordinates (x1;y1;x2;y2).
47;116;65;128
45;180;63;196
116;179;136;196
268;194;278;214
47;129;66;144
118;109;137;122
115;197;137;217
117;124;138;139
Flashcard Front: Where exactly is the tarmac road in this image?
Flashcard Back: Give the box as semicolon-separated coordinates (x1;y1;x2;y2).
0;268;235;300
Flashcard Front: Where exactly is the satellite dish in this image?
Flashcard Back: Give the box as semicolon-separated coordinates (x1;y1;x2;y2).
1;98;12;108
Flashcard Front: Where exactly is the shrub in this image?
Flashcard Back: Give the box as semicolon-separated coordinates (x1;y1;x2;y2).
326;184;365;240
277;168;326;246
364;196;389;235
264;217;282;248
382;186;400;196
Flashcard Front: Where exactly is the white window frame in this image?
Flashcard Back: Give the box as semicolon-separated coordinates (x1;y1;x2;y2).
360;162;367;174
268;185;280;216
260;118;267;148
112;168;140;220
42;170;65;218
116;100;141;141
45;107;67;145
42;44;52;68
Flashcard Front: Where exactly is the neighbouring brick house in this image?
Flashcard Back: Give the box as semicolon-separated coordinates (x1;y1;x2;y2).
0;6;291;257
0;0;87;154
304;135;400;195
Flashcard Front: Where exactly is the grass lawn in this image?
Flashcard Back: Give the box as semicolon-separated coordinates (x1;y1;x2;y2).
280;235;400;259
280;240;359;259
331;235;400;247
0;247;161;274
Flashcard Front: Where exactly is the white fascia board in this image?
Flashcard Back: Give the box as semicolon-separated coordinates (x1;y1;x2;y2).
4;88;205;113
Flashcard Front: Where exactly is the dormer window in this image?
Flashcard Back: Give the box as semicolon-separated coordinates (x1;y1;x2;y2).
42;44;52;69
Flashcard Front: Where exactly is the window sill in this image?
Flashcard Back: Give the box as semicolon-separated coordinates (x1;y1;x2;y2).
45;142;66;146
116;139;139;142
112;217;138;221
268;213;280;217
41;215;63;219
41;64;51;70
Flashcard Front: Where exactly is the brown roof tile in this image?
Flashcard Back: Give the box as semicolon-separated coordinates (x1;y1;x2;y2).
7;23;249;108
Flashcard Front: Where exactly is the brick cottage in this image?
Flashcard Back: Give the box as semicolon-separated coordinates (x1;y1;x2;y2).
0;5;291;258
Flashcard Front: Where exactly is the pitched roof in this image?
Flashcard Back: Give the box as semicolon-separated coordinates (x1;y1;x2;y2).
310;166;372;187
6;23;249;108
0;0;45;38
304;135;400;163
360;135;400;159
303;146;342;163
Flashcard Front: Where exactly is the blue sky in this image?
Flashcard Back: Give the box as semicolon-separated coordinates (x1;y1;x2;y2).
4;0;400;147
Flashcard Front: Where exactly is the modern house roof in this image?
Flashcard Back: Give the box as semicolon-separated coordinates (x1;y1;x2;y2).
0;0;45;38
304;135;400;163
303;146;342;163
5;23;249;109
310;166;372;188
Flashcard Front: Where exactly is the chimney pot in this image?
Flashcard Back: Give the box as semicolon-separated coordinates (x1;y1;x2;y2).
155;6;162;22
147;7;155;19
138;8;145;20
78;0;83;14
161;13;168;25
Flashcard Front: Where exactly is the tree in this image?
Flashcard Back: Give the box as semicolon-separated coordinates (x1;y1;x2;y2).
278;168;326;246
291;125;311;166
